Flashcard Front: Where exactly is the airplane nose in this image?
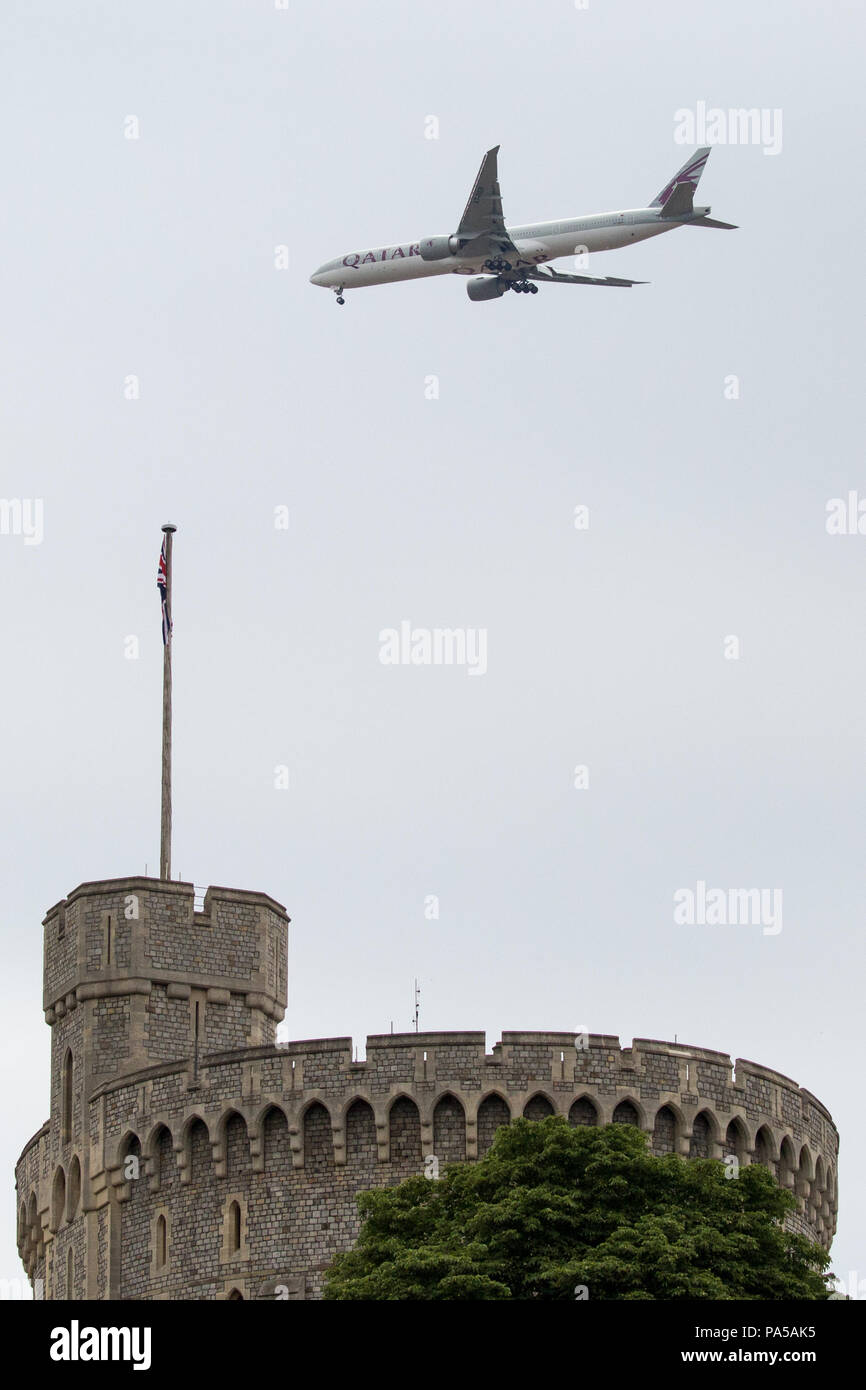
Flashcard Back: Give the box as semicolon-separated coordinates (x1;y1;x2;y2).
310;269;327;287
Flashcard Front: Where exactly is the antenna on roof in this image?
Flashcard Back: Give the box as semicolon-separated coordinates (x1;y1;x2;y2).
413;978;420;1033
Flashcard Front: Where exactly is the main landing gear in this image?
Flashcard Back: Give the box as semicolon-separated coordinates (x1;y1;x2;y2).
508;280;538;294
334;286;345;305
483;255;513;274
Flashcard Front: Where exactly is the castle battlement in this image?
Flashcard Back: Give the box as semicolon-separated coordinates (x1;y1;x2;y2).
15;880;840;1301
43;877;288;1022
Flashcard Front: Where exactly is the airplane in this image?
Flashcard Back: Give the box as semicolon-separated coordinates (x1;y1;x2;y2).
310;145;736;305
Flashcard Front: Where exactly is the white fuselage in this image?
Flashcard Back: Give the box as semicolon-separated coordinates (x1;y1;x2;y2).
310;207;676;290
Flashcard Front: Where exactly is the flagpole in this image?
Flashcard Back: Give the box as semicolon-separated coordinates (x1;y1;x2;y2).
160;523;176;880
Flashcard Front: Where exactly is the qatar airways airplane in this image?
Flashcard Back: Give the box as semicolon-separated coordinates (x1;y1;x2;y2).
310;144;736;305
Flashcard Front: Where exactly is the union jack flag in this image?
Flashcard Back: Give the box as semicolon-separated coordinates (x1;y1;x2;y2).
157;536;171;644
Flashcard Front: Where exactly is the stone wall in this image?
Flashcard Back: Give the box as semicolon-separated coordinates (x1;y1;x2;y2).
17;1029;840;1301
15;878;840;1302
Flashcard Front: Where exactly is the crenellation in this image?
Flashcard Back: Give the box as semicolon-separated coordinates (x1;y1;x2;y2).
15;877;840;1300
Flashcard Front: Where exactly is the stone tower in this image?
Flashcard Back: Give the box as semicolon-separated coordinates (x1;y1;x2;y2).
18;876;288;1298
16;873;838;1301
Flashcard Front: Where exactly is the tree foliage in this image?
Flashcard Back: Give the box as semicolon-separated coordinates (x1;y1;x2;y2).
324;1116;831;1300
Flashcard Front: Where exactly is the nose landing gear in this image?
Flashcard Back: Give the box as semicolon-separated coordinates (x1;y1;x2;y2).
334;286;345;306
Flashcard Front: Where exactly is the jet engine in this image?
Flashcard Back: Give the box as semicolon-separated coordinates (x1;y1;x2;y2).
466;275;506;302
419;234;461;261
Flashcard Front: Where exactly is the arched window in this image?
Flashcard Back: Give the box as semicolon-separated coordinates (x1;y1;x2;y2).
523;1093;555;1121
187;1119;210;1183
652;1105;677;1155
344;1100;376;1168
228;1288;244;1300
121;1135;143;1192
224;1112;249;1182
754;1126;774;1171
51;1167;66;1232
153;1126;175;1190
811;1157;826;1219
433;1094;466;1164
229;1201;241;1254
66;1156;81;1221
477;1094;511;1156
61;1051;73;1145
689;1110;713;1158
303;1103;334;1175
612;1100;640;1127
28;1192;41;1259
779;1136;797;1189
725;1120;747;1162
569;1097;598;1127
262;1106;291;1170
388;1097;422;1170
155;1214;167;1268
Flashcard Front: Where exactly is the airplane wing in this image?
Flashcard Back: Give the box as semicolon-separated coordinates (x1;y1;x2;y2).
525;265;647;288
455;146;522;263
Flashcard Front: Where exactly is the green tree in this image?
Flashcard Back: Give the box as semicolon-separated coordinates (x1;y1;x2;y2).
324;1116;831;1300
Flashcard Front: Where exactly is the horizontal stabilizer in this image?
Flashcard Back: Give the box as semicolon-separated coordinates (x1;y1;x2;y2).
689;215;738;230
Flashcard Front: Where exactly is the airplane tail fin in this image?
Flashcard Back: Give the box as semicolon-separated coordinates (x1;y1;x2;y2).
650;147;711;210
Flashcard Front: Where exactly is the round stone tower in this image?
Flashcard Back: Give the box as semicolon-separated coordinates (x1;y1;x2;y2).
16;876;839;1300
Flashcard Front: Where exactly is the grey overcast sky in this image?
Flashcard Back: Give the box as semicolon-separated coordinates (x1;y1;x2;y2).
2;0;864;1289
